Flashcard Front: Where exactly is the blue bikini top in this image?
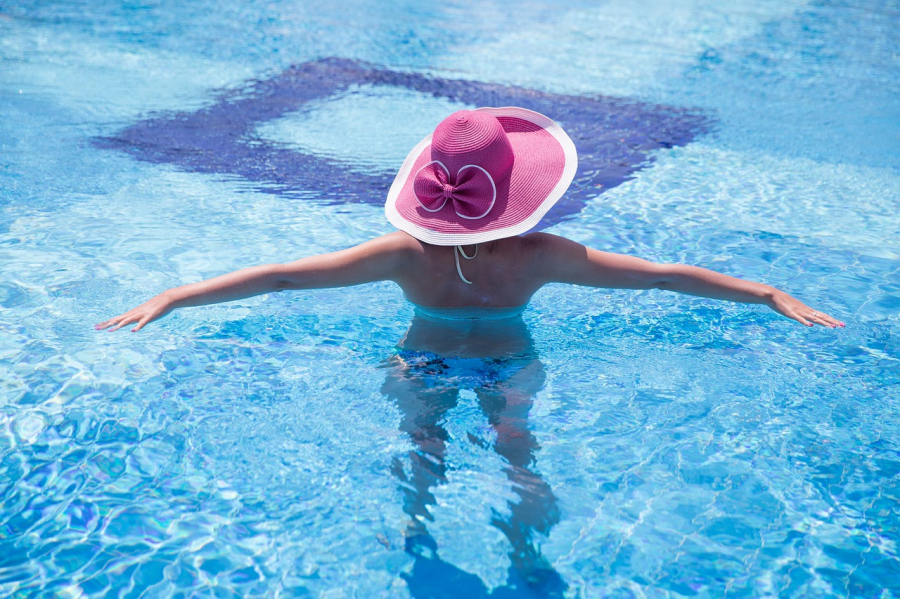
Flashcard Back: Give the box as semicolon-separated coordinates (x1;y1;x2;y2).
410;302;528;321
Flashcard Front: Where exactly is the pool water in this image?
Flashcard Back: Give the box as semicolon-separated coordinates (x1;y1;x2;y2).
1;0;899;597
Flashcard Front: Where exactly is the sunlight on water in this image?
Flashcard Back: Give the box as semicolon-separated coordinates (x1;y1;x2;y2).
1;0;898;596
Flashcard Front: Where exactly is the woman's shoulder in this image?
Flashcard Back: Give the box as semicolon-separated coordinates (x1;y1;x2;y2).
504;232;578;260
360;231;429;260
518;231;572;246
375;230;423;248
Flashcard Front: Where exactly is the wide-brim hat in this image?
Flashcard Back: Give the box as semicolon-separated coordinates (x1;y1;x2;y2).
385;107;577;246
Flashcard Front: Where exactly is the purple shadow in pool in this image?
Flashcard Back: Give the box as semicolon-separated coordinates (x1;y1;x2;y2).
95;58;711;226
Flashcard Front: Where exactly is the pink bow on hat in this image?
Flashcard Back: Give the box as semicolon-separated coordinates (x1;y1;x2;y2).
413;161;496;220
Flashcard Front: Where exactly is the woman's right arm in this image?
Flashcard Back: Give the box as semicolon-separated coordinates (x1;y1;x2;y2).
96;232;418;332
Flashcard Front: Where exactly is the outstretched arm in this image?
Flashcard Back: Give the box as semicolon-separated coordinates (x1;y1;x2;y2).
96;232;416;332
534;233;843;328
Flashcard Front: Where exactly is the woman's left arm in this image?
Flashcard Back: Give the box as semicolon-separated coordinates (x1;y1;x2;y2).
649;263;844;328
533;233;844;328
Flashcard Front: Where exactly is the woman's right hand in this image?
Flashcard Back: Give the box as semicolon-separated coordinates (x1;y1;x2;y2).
767;289;844;328
95;292;175;332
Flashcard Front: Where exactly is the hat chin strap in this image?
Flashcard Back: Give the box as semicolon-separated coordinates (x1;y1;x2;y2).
454;244;477;285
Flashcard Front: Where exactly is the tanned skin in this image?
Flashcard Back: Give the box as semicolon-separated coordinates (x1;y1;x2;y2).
96;231;843;332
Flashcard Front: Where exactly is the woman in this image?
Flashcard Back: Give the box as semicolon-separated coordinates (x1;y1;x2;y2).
95;107;842;593
96;107;842;333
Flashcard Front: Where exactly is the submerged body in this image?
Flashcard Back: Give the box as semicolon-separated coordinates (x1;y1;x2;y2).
95;228;845;594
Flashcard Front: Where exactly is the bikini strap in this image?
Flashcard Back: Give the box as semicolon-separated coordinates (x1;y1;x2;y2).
454;244;477;284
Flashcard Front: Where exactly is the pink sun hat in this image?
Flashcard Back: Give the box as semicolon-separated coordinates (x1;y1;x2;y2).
385;107;578;246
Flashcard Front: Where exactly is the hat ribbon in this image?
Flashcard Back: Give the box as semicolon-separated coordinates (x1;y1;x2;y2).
413;161;496;220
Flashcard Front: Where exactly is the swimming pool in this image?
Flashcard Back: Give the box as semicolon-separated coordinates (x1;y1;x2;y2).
1;0;898;596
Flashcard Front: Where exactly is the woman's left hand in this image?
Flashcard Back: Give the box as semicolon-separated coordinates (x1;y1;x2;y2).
95;292;175;332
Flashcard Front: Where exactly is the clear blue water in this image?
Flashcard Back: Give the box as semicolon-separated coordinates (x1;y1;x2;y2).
2;0;899;597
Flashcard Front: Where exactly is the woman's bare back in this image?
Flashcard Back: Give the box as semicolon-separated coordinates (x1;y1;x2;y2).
396;234;546;309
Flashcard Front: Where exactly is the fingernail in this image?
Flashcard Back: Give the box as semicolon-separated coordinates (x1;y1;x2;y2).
131;329;136;332
807;323;813;327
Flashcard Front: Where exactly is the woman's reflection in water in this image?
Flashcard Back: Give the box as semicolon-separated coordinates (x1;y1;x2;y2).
381;311;566;597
